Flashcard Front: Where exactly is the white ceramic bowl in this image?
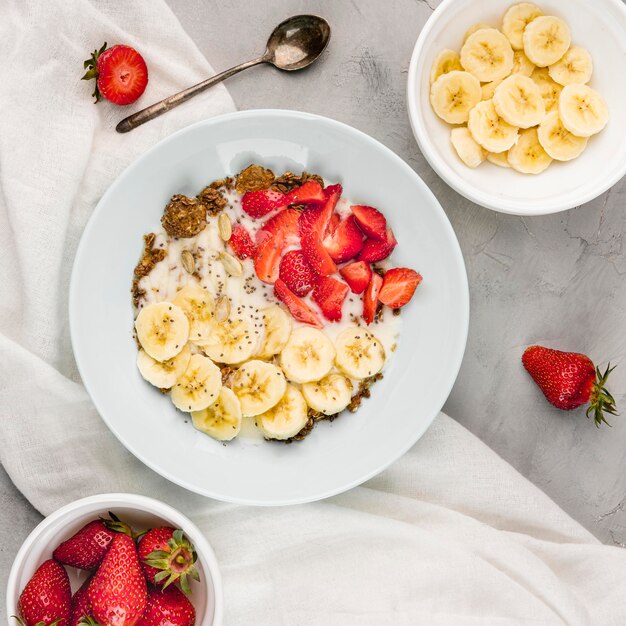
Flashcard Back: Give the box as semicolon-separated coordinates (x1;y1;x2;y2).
6;493;223;626
69;109;469;505
407;0;626;215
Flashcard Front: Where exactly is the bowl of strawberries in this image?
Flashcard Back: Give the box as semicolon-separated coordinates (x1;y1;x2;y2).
6;493;222;626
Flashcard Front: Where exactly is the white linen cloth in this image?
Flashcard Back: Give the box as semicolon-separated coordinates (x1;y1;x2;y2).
1;1;626;624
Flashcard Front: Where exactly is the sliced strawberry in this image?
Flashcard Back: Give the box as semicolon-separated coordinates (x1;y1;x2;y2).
328;213;341;235
358;228;398;263
302;230;337;276
274;279;323;328
257;208;300;246
379;268;422;309
351;205;388;241
254;230;284;283
323;215;364;263
363;273;383;324
312;276;349;322
242;188;287;219
324;183;343;199
298;185;342;239
340;261;372;294
286;180;325;205
229;224;257;259
279;250;316;297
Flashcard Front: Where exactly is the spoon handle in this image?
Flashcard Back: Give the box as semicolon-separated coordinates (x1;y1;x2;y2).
116;56;267;133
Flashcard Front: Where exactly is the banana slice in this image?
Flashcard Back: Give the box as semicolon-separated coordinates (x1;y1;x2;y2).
493;74;545;128
135;301;190;362
256;305;292;359
537;111;588;161
531;67;563;113
279;327;335;384
548;46;593;86
450;127;486;168
191;387;242;441
486;151;511;168
511;49;535;77
460;28;514;82
302;374;353;416
334;327;385;380
137;344;191;389
523;16;571;67
199;318;257;364
255;385;308;440
172;284;215;344
430;49;463;85
171;353;222;412
559;84;608;137
463;23;493;43
507;127;553;174
501;3;543;50
481;79;502;101
468;100;519;153
230;359;287;417
430;71;481;124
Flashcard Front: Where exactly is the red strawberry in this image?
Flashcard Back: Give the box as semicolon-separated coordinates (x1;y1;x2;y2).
323;215;364;263
312;276;349;322
328;213;341;234
286;180;325;205
274;279;322;328
89;533;147;626
228;224;257;260
358;228;398;263
298;185;342;238
138;528;199;595
302;231;337;276
68;577;93;626
16;559;71;626
378;268;422;309
241;189;287;219
340;261;372;294
522;347;617;426
363;273;383;325
279;250;316;297
82;43;148;105
53;514;131;571
254;230;284;283
137;585;195;626
351;205;387;241
256;208;301;247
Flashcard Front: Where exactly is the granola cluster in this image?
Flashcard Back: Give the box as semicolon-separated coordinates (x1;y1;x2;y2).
132;233;166;307
161;194;207;238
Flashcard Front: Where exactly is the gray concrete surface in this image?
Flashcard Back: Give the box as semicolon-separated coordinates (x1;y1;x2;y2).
2;0;626;597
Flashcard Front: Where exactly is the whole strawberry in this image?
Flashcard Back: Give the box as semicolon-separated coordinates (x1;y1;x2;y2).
88;533;147;626
82;42;148;105
15;559;71;626
522;346;617;426
138;528;199;595
136;585;196;626
54;513;131;570
68;577;93;626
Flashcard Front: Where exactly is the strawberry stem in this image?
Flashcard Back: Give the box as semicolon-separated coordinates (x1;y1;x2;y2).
81;42;107;102
586;363;618;427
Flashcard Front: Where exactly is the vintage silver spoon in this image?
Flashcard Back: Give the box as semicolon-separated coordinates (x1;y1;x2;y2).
116;14;331;133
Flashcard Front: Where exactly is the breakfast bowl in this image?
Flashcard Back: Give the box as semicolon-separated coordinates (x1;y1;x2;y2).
6;493;223;625
407;0;626;215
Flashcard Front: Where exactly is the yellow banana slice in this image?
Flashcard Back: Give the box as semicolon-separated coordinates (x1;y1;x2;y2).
171;353;222;412
463;23;493;43
137;344;191;389
460;28;514;82
430;49;463;85
279;327;335;384
559;84;608;137
302;374;353;416
548;46;593;86
531;67;563;113
468;100;519;153
507;127;553;174
191;387;242;441
537;111;588;161
511;49;535;76
256;305;292;359
135;301;190;362
493;74;545;128
172;284;215;344
481;79;503;101
255;385;309;440
486;151;511;168
501;3;544;50
450;127;486;168
523;15;571;67
430;71;481;124
334;327;385;380
230;359;287;417
199;318;257;364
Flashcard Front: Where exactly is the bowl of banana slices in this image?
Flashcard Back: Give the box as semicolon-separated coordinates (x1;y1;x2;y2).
407;0;626;215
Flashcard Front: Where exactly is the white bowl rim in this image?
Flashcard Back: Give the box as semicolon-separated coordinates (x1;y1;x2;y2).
406;0;626;216
69;109;470;505
6;492;223;626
